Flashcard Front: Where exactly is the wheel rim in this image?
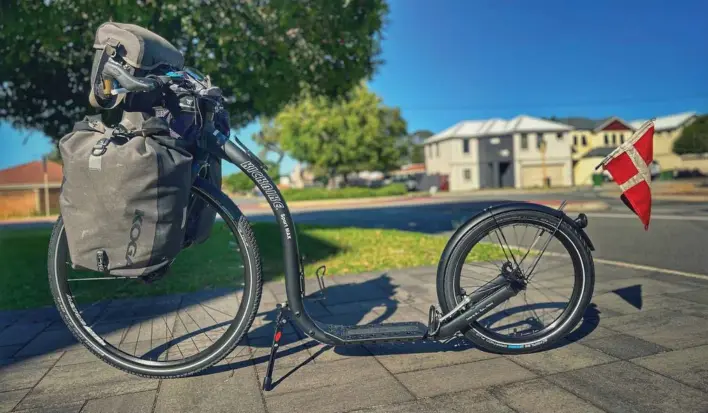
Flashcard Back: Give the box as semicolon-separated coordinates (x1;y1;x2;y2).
452;216;585;344
50;186;255;374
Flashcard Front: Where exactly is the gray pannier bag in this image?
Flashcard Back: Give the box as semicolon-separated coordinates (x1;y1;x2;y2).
183;108;229;245
58;115;193;277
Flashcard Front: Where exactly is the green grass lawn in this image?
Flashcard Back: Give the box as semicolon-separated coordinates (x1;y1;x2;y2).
0;222;507;310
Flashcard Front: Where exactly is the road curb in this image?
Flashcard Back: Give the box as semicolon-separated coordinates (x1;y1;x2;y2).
597;191;708;203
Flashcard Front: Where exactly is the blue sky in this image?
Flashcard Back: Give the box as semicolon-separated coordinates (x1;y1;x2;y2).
2;0;707;176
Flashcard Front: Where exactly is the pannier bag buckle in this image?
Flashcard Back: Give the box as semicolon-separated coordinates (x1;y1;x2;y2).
92;138;110;156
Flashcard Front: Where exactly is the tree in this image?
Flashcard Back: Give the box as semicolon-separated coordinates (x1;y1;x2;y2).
402;129;433;164
673;115;708;155
46;147;63;165
0;0;389;142
252;117;286;167
273;84;407;184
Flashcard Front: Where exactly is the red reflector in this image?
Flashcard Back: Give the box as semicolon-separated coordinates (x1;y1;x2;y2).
274;331;282;342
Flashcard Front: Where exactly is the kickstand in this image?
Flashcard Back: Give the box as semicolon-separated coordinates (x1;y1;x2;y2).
262;303;287;391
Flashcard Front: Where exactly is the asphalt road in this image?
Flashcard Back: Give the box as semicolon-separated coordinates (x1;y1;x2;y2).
3;189;705;275
246;190;708;275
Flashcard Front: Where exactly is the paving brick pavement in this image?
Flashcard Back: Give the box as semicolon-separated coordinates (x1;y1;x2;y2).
1;262;707;412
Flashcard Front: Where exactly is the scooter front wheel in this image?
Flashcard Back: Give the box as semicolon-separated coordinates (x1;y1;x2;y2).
47;181;263;378
437;208;594;354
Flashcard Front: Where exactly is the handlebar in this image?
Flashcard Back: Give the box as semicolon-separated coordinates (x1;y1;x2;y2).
102;60;167;95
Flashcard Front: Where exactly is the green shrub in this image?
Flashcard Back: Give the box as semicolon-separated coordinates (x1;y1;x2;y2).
281;183;408;201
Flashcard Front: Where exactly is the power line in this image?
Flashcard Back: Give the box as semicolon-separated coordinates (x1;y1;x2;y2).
393;93;708;112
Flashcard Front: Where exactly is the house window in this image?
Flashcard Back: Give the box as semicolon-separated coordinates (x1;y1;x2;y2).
463;169;471;181
573;136;578;146
463;138;470;154
604;134;609;145
582;136;587;146
557;132;563;141
621;136;625;144
612;134;617;145
536;134;545;149
520;134;528;149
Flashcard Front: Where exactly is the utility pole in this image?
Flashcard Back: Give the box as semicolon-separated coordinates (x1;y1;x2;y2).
539;135;548;188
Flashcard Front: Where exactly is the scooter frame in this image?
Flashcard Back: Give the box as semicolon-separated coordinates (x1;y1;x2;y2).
215;138;595;390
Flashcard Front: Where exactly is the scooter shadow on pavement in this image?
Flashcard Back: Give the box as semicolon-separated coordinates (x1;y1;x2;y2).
199;274;606;384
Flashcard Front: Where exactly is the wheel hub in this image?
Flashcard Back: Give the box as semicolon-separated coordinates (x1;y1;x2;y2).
501;262;527;291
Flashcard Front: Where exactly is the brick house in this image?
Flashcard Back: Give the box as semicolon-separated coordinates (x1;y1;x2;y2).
0;160;63;218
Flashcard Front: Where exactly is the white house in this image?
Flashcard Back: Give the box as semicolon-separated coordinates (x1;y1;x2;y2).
424;115;574;191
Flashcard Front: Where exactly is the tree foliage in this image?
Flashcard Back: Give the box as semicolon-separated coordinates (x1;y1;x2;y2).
0;0;389;141
252;117;286;166
673;115;708;155
403;129;433;164
46;147;63;165
273;84;407;180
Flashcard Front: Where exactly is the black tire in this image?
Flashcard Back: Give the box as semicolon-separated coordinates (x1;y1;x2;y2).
47;181;262;378
437;209;594;354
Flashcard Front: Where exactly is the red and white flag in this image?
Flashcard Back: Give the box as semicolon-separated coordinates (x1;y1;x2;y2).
597;119;655;230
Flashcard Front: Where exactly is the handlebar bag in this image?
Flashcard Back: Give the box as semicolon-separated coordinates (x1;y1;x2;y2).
89;22;184;110
58;115;193;277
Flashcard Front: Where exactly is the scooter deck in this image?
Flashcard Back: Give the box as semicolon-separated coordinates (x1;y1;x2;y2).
321;322;428;344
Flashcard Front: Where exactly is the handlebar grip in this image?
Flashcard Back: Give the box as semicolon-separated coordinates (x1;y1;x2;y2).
102;60;163;93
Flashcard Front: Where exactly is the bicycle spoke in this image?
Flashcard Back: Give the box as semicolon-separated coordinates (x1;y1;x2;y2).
516;226;543;269
491;212;519;268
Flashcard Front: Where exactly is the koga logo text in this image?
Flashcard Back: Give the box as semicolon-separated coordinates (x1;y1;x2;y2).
125;209;144;265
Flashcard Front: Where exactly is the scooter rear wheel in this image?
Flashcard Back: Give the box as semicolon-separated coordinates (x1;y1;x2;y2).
437;209;594;354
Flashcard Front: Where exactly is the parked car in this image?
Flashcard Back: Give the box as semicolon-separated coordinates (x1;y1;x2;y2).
387;173;422;192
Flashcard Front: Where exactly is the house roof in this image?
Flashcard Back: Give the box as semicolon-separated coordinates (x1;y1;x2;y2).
399;163;426;173
557;116;635;132
555;117;603;130
593;116;635;132
630;111;696;131
425;115;573;144
0;160;63;187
